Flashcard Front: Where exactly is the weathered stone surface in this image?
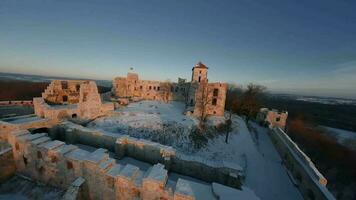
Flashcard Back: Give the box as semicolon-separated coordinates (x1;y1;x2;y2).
256;108;288;130
0;142;16;182
34;80;114;121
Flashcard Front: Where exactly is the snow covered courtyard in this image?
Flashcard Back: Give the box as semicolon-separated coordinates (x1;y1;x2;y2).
87;101;303;200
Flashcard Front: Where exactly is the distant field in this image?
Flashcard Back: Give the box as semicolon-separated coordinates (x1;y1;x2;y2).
0;106;34;118
264;96;356;132
0;80;111;101
0;80;49;101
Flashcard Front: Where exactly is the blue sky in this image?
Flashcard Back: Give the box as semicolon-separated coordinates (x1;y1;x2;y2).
0;0;356;98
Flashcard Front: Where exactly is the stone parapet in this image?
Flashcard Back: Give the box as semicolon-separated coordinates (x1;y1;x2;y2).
52;122;244;189
269;128;335;200
4;129;255;200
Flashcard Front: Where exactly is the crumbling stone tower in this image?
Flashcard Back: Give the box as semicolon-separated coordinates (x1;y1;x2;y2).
191;62;208;83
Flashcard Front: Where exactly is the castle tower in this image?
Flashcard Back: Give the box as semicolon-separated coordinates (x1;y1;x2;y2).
191;62;208;83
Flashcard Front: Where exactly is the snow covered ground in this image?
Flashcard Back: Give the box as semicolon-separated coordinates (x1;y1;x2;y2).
88;101;303;199
87;101;202;152
320;126;356;151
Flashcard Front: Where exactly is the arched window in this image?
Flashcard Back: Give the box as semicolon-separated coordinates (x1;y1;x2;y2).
63;95;68;102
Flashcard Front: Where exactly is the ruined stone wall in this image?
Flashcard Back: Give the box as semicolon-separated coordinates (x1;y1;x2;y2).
257;109;288;130
113;73;188;102
0;115;56;141
5;129;250;200
191;67;208;83
78;81;103;120
34;81;114;121
269;128;335;200
0;141;16;182
34;97;78;119
0;121;18;141
112;77;127;97
193;82;227;117
42;80;87;104
266;111;288;129
50;122;243;189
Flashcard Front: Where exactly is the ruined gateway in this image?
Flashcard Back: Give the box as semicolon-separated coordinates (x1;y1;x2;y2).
0;64;259;200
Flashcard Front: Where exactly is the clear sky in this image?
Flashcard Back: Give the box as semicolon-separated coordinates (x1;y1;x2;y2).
0;0;356;98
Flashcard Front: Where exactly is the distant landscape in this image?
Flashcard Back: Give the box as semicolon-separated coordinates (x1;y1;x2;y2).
264;94;356;132
0;73;111;101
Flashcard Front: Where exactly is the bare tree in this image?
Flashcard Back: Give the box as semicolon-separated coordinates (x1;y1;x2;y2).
195;80;213;126
224;83;245;143
240;83;267;123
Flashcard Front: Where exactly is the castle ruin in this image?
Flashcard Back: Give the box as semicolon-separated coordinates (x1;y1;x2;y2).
34;80;114;121
112;62;227;118
256;108;288;130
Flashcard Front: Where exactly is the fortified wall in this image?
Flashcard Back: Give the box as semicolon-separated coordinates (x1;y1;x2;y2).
50;121;244;189
269;127;335;200
2;128;257;200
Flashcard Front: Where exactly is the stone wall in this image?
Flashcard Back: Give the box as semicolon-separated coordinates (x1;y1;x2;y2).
42;80;87;104
269;128;335;200
257;108;288;130
50;122;243;189
0;115;56;141
113;73;188;102
0;141;16;182
61;177;86;200
34;81;114;121
192;81;227;117
5;129;253;200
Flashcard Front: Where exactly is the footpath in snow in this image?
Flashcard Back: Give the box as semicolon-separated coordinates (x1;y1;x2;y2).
184;116;303;200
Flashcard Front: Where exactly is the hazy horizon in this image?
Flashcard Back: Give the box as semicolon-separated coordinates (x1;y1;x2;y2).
1;0;356;99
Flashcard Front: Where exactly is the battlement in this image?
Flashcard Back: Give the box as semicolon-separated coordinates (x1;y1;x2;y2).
5;129;257;200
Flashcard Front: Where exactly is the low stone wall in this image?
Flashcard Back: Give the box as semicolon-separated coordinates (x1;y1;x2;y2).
269;128;335;200
6;129;253;200
33;97;114;121
0;115;57;141
0;141;16;182
172;154;242;188
50;122;243;189
61;177;86;200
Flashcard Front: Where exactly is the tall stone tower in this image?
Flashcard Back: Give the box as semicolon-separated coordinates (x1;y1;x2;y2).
191;62;208;83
